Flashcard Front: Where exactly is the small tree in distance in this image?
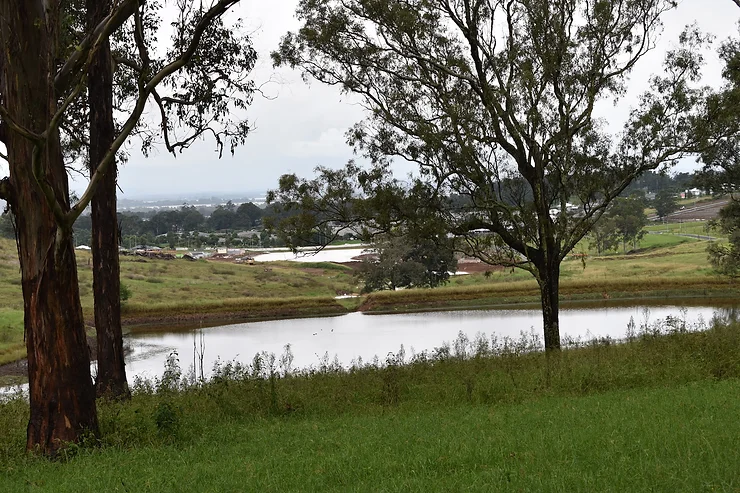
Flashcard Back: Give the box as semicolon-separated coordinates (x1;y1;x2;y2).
706;200;740;277
654;189;680;220
359;234;457;293
588;216;619;256
610;196;648;253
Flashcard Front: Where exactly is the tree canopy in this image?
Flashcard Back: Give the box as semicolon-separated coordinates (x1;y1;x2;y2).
610;195;648;253
273;0;708;350
654;189;679;219
694;19;740;277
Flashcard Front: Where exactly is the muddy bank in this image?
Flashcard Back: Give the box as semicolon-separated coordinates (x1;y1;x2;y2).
121;304;349;334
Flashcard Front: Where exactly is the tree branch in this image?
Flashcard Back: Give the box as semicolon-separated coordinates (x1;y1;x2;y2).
54;0;140;94
0;105;44;143
68;0;241;224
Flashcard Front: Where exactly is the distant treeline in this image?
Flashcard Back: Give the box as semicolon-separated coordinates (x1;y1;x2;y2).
112;201;267;237
624;171;697;196
0;170;710;245
0;200;299;249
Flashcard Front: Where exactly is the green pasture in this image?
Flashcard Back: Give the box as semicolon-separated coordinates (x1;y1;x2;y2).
1;316;739;492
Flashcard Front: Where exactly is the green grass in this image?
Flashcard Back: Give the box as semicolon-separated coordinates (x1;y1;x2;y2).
638;233;693;249
2;382;738;492
0;310;24;366
645;220;718;237
1;319;739;491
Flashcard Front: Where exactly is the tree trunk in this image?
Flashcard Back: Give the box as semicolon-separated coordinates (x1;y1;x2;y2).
0;0;98;454
87;0;130;400
537;260;561;351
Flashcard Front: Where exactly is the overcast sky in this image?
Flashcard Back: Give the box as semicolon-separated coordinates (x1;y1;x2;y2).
2;0;740;200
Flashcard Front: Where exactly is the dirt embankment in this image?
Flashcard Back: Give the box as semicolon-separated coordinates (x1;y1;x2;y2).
652;198;729;222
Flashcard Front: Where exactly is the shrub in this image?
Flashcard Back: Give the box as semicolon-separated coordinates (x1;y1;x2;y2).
120;282;132;302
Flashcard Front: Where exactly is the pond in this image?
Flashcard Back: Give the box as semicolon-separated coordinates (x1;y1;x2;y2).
122;304;732;383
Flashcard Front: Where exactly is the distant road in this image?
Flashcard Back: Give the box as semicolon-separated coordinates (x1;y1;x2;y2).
648;198;729;222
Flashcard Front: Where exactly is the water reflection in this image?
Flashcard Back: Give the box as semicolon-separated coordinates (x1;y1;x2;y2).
124;305;727;383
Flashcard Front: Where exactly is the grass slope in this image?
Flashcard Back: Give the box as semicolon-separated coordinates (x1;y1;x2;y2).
1;318;739;492
1;381;738;492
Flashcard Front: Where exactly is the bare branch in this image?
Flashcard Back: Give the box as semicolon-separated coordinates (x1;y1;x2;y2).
150;88;175;154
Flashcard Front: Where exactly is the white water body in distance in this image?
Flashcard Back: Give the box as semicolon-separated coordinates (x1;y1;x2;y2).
252;247;369;263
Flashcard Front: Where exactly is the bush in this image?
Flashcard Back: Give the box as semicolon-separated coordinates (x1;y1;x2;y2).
120;281;132;302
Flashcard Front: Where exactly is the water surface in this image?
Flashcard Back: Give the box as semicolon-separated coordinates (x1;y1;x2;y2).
124;305;725;382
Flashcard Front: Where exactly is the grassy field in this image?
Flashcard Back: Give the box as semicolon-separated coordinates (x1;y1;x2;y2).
645;221;718;237
378;237;737;314
1;317;738;491
0;237;359;313
0;310;24;367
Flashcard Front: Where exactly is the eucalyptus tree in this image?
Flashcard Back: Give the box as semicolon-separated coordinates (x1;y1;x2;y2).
588;215;618;255
359;233;457;292
0;0;253;454
694;20;740;276
706;200;740;276
273;0;707;350
83;0;254;400
609;196;648;253
87;0;128;400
